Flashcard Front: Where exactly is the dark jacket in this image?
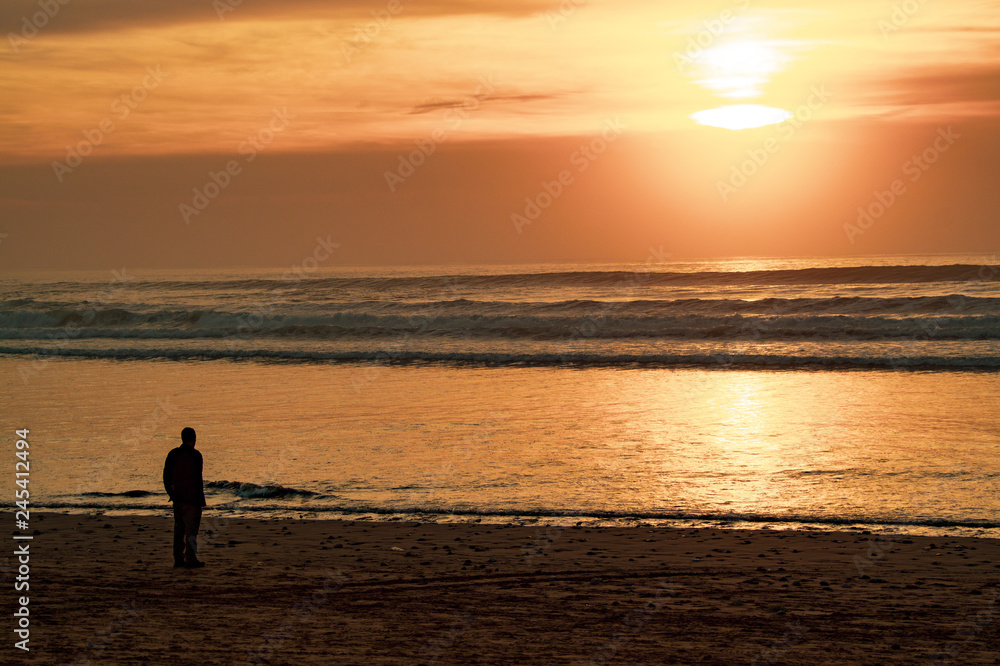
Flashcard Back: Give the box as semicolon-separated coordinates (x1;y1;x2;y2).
163;445;206;507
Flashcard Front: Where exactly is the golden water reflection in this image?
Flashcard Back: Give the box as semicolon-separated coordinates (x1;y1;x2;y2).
5;360;997;526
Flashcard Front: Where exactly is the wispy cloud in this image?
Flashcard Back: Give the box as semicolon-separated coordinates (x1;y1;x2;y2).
408;93;561;114
0;0;553;35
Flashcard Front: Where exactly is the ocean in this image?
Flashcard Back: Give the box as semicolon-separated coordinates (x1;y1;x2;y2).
2;254;999;537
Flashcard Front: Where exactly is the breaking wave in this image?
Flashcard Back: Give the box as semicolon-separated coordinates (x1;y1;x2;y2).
4;262;997;370
1;299;998;341
2;345;998;369
206;480;318;499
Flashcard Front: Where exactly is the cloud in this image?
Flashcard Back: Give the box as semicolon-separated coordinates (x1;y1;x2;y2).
408;93;561;114
863;64;1000;107
0;0;553;36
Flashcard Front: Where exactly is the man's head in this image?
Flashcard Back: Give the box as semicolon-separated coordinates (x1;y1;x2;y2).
181;427;197;447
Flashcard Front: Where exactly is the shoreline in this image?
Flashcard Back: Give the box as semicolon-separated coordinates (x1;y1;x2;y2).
26;512;1000;664
20;506;1000;541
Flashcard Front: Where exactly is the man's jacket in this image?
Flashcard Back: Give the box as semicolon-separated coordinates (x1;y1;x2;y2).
163;445;207;507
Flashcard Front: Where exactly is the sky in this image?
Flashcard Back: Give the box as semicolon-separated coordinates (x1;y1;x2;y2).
1;0;998;269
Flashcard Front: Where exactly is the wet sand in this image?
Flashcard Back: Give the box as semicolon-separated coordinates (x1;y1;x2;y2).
21;513;1000;664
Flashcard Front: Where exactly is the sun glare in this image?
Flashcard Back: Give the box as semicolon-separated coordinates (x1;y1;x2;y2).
686;38;796;130
693;41;789;99
690;105;793;130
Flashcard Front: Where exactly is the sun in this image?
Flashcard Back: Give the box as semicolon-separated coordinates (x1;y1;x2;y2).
686;39;795;130
691;104;793;131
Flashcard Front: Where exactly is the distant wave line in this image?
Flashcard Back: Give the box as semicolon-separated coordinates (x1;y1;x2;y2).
1;345;997;370
11;263;996;292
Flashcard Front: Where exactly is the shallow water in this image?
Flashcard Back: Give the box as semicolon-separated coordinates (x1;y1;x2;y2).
4;358;998;538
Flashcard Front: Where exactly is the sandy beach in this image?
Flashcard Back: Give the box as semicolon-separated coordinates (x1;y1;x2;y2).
16;512;999;665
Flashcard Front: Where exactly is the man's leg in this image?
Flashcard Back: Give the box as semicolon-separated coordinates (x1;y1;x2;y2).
172;502;186;566
181;504;203;565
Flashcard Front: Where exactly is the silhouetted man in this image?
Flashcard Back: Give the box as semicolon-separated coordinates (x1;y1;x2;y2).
163;427;206;568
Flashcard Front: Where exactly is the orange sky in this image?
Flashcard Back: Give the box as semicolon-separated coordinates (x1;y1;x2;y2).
1;0;998;268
